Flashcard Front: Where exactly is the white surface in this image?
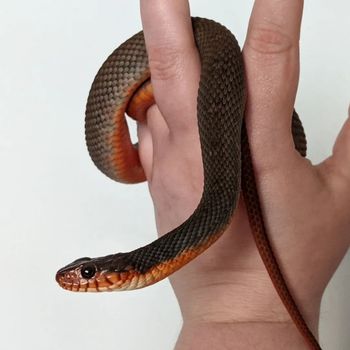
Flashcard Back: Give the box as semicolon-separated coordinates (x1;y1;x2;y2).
0;1;349;349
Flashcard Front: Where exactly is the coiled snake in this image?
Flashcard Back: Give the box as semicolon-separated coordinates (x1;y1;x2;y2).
56;18;321;349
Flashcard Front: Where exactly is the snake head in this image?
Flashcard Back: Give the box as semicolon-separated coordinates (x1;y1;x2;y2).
55;257;97;292
56;254;140;292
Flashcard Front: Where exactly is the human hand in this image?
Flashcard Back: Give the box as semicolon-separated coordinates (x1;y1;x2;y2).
137;0;350;348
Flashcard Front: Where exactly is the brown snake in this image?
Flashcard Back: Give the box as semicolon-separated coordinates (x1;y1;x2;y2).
56;17;321;349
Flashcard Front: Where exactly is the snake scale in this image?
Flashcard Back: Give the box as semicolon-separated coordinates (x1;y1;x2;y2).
56;18;321;349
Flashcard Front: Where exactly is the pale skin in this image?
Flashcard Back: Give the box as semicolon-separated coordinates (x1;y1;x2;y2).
137;0;350;349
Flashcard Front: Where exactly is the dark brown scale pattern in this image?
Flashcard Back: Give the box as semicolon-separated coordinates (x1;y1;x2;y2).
81;17;320;349
292;110;307;157
85;31;149;181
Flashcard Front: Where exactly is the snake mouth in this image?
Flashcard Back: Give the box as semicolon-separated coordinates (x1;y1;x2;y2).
56;271;102;292
55;269;84;292
55;260;91;292
56;265;157;292
55;265;132;292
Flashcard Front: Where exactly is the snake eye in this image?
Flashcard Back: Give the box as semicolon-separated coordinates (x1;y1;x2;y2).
81;264;96;279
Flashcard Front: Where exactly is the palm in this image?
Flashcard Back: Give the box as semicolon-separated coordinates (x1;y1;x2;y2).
138;97;349;327
138;0;350;340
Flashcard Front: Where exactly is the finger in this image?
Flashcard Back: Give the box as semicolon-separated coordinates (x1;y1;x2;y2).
323;107;350;184
140;0;200;135
243;0;304;171
137;121;153;180
145;105;169;148
136;105;174;181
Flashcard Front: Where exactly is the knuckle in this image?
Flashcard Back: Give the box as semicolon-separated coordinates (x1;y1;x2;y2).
246;25;295;57
147;45;184;81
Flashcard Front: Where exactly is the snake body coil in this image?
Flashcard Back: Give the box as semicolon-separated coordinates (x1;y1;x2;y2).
56;18;320;349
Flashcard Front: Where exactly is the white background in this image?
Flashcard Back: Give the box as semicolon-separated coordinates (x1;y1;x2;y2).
0;1;349;349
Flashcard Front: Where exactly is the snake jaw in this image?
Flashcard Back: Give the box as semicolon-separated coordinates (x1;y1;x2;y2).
55;267;83;291
56;253;140;291
56;268;138;292
56;258;97;292
56;267;83;292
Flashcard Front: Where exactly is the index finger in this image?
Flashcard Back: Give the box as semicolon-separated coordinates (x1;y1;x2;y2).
140;0;200;134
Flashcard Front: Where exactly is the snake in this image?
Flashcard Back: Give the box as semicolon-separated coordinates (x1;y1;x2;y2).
55;17;321;349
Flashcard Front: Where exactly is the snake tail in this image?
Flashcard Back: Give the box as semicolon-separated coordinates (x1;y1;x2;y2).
241;125;320;349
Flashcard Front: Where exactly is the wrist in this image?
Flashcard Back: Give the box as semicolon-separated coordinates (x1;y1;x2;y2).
170;221;321;327
174;267;320;325
175;320;316;350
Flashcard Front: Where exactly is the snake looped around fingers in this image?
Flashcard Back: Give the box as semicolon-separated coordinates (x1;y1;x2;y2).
56;18;321;349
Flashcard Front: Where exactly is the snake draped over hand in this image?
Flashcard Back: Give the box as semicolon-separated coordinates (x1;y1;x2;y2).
56;18;321;350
